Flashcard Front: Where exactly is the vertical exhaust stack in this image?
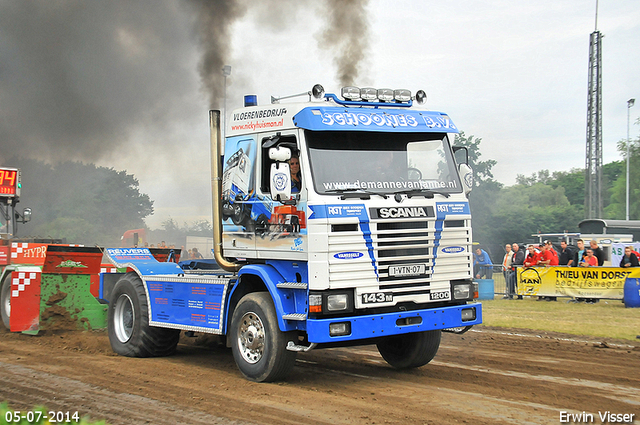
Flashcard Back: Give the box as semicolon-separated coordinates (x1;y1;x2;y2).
209;110;242;272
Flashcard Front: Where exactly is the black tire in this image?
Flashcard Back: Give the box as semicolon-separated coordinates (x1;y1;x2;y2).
377;330;441;369
230;292;297;382
107;272;180;357
1;274;11;330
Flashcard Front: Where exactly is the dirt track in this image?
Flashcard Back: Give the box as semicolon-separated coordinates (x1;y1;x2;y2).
1;326;639;425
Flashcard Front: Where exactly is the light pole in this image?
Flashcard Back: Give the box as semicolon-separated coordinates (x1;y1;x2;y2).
222;65;232;138
626;98;635;220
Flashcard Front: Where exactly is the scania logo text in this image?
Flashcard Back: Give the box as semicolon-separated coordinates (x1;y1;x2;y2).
378;207;427;219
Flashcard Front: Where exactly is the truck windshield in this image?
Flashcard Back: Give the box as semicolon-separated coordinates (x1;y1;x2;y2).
305;130;461;195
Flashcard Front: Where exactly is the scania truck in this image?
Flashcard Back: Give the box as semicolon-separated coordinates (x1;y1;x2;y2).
101;84;482;382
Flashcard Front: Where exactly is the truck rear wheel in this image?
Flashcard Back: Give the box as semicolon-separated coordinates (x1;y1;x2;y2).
108;272;180;357
376;330;441;369
230;292;297;382
1;274;11;330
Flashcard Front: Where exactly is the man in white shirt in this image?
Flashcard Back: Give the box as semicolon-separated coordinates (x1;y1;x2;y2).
502;244;513;299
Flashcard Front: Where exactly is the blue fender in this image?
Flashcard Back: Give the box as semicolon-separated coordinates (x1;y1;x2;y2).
227;263;307;333
103;248;182;276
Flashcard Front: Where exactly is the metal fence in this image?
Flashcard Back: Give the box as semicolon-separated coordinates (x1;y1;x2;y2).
491;265;508;296
474;264;509;297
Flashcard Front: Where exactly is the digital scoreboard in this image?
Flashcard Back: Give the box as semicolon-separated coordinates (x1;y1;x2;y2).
0;167;20;198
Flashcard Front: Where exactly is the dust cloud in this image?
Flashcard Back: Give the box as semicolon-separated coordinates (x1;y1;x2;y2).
0;1;371;228
317;0;371;86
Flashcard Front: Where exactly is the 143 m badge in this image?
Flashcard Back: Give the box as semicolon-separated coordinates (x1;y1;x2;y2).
361;292;393;304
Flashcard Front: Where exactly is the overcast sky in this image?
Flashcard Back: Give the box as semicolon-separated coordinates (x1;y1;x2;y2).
1;0;638;229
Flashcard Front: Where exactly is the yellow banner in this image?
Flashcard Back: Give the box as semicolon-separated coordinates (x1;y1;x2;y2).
516;266;640;299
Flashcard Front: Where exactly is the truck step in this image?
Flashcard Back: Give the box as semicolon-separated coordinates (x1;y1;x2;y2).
276;281;308;289
286;341;317;352
281;313;307;321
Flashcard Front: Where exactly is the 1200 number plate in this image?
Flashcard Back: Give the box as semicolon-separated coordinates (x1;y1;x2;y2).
430;290;451;301
361;292;393;304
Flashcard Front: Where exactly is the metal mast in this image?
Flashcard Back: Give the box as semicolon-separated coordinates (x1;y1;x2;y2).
585;2;603;219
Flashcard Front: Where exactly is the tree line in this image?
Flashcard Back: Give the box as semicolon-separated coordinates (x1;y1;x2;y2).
4;157;215;248
6;157;153;247
454;121;639;255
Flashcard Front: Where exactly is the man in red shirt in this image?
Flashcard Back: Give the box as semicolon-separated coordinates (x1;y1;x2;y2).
539;242;559;266
539;242;560;301
580;249;598;267
524;245;540;267
546;241;559;266
538;244;552;266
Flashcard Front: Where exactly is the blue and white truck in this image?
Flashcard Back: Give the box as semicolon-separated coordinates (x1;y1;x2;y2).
101;84;482;382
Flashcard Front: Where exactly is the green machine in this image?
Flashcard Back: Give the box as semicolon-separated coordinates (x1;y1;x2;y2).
4;245;111;333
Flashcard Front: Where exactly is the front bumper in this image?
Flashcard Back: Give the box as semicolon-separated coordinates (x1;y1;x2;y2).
306;302;482;344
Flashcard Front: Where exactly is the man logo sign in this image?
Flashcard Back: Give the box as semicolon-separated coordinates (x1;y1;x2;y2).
519;267;542;296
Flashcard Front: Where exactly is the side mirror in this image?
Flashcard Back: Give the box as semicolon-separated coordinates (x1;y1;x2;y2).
269;146;292;201
269;146;291;162
458;164;473;197
452;146;469;165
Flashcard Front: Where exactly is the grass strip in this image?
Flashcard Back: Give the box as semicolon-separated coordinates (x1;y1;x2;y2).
479;297;640;341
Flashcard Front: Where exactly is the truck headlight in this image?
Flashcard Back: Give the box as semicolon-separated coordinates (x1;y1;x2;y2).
453;283;471;300
327;294;348;311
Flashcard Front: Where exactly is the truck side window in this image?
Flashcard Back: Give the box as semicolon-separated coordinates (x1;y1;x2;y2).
260;134;298;194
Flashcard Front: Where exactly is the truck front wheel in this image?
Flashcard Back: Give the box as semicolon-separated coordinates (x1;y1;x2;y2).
376;330;441;369
1;274;11;330
108;272;180;357
230;292;297;382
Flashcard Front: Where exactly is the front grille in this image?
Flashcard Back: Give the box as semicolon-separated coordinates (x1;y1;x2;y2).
377;221;429;231
327;215;472;303
378;247;429;258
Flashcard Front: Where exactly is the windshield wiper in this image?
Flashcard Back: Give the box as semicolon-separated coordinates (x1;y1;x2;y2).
393;189;451;198
324;188;388;200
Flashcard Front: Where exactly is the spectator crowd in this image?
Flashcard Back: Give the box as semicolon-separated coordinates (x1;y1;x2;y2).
473;239;640;302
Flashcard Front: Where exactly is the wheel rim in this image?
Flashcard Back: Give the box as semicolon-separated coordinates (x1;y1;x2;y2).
237;311;266;364
114;293;135;343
